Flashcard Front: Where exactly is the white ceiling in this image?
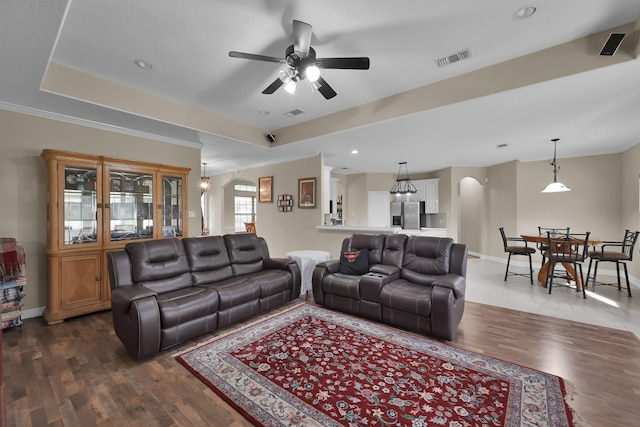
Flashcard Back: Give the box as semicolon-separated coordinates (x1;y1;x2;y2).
2;0;640;176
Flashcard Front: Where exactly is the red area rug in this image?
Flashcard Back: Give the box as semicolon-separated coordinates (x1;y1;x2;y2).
176;304;576;426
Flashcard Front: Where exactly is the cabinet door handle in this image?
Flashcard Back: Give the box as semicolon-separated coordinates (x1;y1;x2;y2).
157;204;162;209
96;275;101;281
97;203;102;208
104;203;110;208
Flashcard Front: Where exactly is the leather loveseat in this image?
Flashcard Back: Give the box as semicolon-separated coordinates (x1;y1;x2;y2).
107;233;301;360
312;233;467;340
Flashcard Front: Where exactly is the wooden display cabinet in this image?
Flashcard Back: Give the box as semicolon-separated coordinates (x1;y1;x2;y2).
42;150;189;324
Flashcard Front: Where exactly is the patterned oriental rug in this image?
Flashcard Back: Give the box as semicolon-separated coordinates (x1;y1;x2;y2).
175;304;577;427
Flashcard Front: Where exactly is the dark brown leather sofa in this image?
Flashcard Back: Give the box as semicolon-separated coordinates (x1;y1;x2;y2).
312;233;467;340
107;233;301;360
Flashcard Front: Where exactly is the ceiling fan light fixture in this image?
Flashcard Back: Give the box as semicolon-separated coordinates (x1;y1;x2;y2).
278;69;292;84
284;80;297;94
305;65;320;82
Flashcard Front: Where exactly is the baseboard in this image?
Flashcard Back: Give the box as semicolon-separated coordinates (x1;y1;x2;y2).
22;306;45;320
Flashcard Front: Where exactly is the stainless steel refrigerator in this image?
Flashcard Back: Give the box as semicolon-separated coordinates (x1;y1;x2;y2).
390;201;426;229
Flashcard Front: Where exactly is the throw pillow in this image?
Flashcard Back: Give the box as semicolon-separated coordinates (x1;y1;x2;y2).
339;248;369;275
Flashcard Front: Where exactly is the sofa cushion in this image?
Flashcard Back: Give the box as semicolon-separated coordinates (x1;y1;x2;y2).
209;279;262;310
156;287;219;329
224;234;265;276
381;234;408;268
321;273;361;299
380;279;432;316
339;248;369;275
401;236;453;285
247;269;293;298
126;238;192;293
342;234;386;266
183;236;234;285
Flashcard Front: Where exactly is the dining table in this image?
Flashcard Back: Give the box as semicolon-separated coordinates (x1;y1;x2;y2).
520;234;602;289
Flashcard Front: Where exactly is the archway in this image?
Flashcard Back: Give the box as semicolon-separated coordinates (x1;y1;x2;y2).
221;178;257;234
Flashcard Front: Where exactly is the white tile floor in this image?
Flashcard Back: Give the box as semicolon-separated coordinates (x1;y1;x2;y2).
466;257;640;339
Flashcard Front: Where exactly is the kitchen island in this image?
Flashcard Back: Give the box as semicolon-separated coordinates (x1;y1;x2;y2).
316;225;449;238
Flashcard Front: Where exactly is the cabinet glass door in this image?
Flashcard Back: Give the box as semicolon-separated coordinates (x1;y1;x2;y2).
63;166;99;246
160;175;183;238
108;171;154;242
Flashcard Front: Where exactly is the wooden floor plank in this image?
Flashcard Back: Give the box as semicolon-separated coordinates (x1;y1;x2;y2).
3;301;640;426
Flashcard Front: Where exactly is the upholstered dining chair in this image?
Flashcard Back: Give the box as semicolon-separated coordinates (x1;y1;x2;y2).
545;231;590;299
537;227;570;267
499;227;536;284
244;222;257;234
586;229;639;298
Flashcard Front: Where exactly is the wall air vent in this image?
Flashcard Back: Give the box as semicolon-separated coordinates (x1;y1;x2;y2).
435;48;473;68
283;109;306;117
496;143;509;149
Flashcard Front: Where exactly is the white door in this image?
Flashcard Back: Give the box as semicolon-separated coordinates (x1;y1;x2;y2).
368;191;391;227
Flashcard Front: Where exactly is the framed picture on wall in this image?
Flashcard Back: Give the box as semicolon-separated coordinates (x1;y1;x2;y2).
298;177;316;209
258;176;273;203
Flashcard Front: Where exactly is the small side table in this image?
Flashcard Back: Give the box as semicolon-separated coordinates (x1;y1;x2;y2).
286;250;332;299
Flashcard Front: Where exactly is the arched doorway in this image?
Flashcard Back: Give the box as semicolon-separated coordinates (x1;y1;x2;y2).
222;178;257;234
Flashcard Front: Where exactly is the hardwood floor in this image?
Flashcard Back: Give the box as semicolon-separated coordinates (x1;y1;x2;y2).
3;301;640;426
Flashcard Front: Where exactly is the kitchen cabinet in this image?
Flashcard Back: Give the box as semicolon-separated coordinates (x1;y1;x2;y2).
413;178;439;213
41;149;190;324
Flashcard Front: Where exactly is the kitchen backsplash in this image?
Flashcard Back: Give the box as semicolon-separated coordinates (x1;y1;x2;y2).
425;213;447;228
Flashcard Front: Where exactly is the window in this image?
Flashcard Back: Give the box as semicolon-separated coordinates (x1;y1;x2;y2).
235;195;256;232
232;183;257;232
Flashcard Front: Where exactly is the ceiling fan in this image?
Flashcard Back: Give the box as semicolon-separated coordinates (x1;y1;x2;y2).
229;20;370;99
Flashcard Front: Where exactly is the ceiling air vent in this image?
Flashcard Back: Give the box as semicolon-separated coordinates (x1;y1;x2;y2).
283;109;305;117
435;48;473;68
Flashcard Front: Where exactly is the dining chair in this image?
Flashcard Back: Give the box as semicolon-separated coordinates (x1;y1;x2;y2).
545;231;589;299
499;227;536;284
244;222;257;234
586;229;639;298
537;227;570;268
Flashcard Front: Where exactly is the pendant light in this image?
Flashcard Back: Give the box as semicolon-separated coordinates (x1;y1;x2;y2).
541;138;570;193
390;162;417;196
200;163;210;193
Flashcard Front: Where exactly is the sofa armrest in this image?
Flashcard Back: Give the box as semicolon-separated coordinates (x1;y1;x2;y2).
112;285;157;305
311;260;341;304
360;270;401;301
432;274;466;299
263;257;294;270
263;257;301;299
369;264;400;276
111;286;161;360
316;259;340;274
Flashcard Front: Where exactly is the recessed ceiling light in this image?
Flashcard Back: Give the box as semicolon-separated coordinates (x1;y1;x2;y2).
512;6;536;20
258;110;270;115
351;149;359;154
134;59;152;70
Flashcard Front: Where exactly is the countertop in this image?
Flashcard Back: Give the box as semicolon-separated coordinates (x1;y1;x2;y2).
316;226;447;235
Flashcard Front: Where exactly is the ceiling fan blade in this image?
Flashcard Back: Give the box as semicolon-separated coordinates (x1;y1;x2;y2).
262;78;284;94
317;57;370;70
292;20;312;57
229;51;284;64
315;76;337;99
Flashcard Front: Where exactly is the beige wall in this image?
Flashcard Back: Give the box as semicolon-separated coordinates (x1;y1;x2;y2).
0;109;201;313
3;107;640;315
621;143;640;280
